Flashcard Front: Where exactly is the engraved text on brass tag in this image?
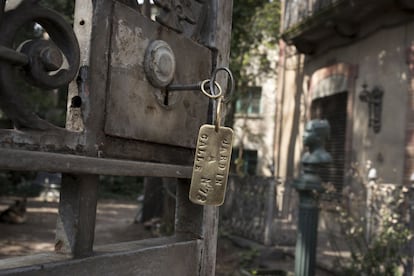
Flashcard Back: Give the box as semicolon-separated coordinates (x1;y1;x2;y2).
189;124;233;206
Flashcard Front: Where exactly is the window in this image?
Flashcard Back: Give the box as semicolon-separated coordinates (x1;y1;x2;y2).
231;149;258;176
311;92;347;200
235;87;262;114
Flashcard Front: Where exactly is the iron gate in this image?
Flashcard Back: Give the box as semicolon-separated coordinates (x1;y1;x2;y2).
0;0;233;275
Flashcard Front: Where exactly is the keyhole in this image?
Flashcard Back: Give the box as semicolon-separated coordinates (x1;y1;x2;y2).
153;89;180;109
163;90;169;106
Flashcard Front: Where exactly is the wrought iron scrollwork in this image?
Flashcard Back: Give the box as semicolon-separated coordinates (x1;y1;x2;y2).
0;0;80;130
154;0;205;33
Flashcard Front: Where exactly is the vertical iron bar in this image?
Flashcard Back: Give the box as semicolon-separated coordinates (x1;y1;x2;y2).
0;0;5;23
264;178;276;245
0;45;29;65
143;0;151;18
295;191;319;276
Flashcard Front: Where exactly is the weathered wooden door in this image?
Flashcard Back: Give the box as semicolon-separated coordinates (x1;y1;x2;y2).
0;0;232;275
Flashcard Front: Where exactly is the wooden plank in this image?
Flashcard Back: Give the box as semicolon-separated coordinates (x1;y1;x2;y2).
198;1;233;275
0;129;195;165
0;129;85;154
55;174;98;258
0;253;70;272
175;179;203;239
0;148;192;178
200;205;220;276
65;0;94;132
103;135;194;165
69;0;111;146
0;238;200;276
93;236;180;253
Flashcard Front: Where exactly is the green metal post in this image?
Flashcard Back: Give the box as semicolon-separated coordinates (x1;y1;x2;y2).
293;120;332;276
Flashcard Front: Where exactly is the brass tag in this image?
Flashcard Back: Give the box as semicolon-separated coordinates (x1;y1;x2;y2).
189;124;233;206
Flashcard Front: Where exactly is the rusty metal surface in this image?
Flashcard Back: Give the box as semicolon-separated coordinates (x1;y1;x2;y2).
104;2;211;148
154;0;205;35
155;0;198;33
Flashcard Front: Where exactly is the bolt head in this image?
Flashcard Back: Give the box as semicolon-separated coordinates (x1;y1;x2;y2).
40;47;63;71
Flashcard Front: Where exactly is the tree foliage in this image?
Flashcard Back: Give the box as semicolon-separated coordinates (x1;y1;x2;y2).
40;0;74;23
227;0;280;127
323;163;411;275
230;0;280;85
227;1;280;174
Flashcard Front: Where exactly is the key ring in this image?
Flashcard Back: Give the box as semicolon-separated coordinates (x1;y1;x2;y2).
200;79;222;99
210;67;234;103
215;96;223;132
166;67;234;102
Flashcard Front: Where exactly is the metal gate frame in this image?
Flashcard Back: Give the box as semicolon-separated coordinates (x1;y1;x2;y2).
0;1;233;275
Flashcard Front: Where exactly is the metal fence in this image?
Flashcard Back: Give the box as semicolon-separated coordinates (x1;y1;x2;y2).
221;176;276;245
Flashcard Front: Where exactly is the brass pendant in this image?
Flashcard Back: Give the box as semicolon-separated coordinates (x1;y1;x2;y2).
189;124;233;206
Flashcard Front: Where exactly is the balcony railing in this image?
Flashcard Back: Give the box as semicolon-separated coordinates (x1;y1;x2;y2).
282;0;414;54
283;0;343;31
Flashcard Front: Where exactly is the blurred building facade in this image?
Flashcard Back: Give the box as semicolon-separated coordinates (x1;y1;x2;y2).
276;0;414;208
232;44;279;177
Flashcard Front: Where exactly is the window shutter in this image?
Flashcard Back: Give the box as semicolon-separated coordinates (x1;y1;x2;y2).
311;92;347;200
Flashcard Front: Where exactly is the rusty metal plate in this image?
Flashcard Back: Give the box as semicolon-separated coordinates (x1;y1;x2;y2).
104;2;211;148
